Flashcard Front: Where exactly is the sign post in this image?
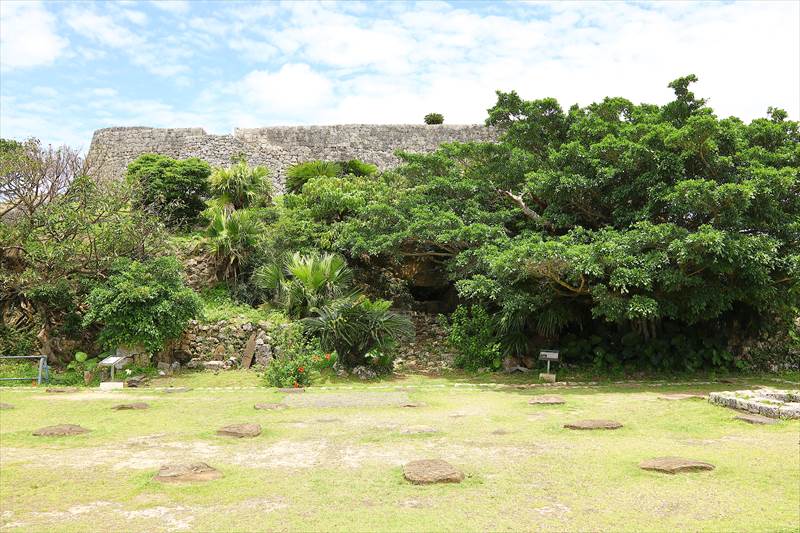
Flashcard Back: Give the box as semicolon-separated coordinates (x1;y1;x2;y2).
538;349;559;383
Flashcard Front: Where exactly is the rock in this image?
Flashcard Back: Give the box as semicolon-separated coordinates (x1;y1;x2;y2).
45;387;78;393
564;419;623;430
186;358;202;369
125;375;148;388
734;413;778;425
502;355;521;373
0;402;15;409
170;361;180;373
112;402;149;410
32;424;90;436
241;333;257;369
539;373;556;383
211;344;226;359
216;423;262;438
279;387;304;393
528;395;565;405
657;393;706;400
352;365;378;380
157;362;172;375
403;459;464;485
639;457;715;474
401;425;439;435
254;403;286;410
202;361;225;371
163;387;191;393
400;402;426;408
153;462;223;483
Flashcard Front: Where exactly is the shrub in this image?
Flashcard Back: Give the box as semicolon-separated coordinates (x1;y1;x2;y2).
424;113;444;125
208;160;272;210
446;305;502;371
339;159;378;177
263;321;314;387
302;295;414;369
82;257;201;353
126;154;211;227
203;206;264;281
285;160;342;193
253;252;353;318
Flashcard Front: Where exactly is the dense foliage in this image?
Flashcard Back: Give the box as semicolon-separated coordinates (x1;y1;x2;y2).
208;159;272;210
82;257;201;352
126;153;211;228
425;113;445;125
252;75;798;370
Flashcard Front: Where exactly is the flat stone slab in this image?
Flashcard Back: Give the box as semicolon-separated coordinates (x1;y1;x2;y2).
283;392;410;408
0;402;14;409
657;393;707;400
32;424;90;436
639;457;715;474
709;388;800;419
154;462;223;483
528;395;565;405
254;402;287;410
564;419;623;430
403;459;464;485
163;387;191;394
45;387;79;393
400;425;439;435
216;423;261;438
112;402;149;410
734;413;778;425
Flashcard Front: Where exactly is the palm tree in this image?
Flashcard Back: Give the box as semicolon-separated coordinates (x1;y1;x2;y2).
285;160;342;194
204;205;264;281
209;160;271;210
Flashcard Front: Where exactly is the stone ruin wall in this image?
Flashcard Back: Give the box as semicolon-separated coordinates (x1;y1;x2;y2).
87;124;499;191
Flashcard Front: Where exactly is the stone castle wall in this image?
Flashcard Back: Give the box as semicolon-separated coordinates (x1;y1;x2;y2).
88;124;498;190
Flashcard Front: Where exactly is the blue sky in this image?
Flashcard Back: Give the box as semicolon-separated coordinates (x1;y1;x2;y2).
1;0;798;149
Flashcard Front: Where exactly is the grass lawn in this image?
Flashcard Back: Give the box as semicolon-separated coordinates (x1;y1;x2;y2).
1;372;798;532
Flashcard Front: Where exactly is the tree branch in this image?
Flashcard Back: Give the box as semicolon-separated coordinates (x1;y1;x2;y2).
497;189;554;230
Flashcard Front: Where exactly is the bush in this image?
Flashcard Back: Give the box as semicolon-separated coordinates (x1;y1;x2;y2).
253;252;352;318
203;206;264;281
263;321;314;387
82;257;201;353
339;159;378;177
424;113;444;125
446;305;502;370
208;160;272;210
285;160;342;194
302;295;414;369
126;154;211;228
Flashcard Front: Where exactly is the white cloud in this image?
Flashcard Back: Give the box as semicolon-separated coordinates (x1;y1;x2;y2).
150;1;190;15
235;63;335;117
0;1;68;70
65;8;143;48
122;9;148;25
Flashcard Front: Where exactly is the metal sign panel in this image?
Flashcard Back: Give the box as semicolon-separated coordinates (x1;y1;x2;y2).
99;355;130;368
539;350;559;361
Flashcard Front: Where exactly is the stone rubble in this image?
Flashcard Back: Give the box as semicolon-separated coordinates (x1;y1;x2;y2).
708;388;800;419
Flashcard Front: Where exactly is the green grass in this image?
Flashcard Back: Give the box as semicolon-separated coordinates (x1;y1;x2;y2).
197;285;282;324
1;374;798;532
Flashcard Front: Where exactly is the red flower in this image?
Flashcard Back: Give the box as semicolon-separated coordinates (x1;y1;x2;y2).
293;381;299;388
325;353;331;360
298;366;305;373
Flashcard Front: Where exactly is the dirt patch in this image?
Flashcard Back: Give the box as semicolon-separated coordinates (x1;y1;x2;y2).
282;392;410;408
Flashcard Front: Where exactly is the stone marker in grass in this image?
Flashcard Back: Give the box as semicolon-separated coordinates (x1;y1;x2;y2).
32;424;90;436
734;413;778;425
216;423;262;438
639;457;715;474
401;425;439;435
163;387;191;393
112;402;149;410
154;463;222;483
528;395;565;405
657;393;707;400
564;419;623;430
403;459;464;485
254;403;286;410
0;403;14;410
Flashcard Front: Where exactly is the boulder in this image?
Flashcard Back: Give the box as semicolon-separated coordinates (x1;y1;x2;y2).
32;424;90;436
403;459;464;485
202;361;225;371
216;423;262;438
528;395;565;405
241;333;257;369
564;419;623;430
0;403;14;410
125;375;148;388
254;403;286;410
639;457;715;474
733;413;778;425
154;462;223;483
112;402;149;410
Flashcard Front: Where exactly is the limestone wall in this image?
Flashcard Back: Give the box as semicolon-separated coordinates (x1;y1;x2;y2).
87;124;498;191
